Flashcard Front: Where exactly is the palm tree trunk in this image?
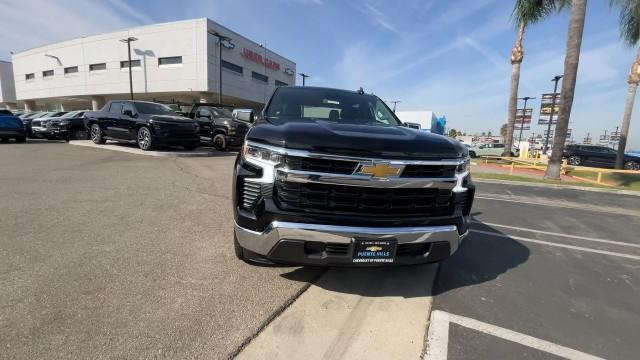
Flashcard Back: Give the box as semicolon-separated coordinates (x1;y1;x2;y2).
545;0;587;180
615;49;640;169
503;24;525;157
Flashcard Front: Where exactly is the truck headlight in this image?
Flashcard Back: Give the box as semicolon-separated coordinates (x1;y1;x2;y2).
59;120;69;126
242;142;283;165
456;158;470;175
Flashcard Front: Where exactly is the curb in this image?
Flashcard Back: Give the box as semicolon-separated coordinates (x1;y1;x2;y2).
69;140;220;158
474;178;640;196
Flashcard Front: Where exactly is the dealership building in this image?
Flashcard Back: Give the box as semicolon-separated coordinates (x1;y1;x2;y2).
10;18;296;111
0;60;17;108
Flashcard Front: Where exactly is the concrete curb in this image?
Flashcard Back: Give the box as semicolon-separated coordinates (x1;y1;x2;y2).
68;140;220;158
474;178;640;196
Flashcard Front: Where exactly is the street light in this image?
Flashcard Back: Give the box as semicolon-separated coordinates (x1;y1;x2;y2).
389;100;401;113
516;96;535;148
543;75;563;153
208;31;232;104
120;37;138;100
298;72;310;86
259;43;268;104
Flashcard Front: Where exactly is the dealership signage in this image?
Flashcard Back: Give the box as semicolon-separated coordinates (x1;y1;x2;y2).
242;48;281;71
539;93;560;125
515;108;532;130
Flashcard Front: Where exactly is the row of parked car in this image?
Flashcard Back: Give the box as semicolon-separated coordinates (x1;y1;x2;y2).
0;101;255;151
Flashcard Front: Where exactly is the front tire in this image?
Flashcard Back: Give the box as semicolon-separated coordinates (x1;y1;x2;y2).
90;124;106;144
624;160;639;171
469;151;477;158
137;126;154;151
212;133;227;151
568;155;581;166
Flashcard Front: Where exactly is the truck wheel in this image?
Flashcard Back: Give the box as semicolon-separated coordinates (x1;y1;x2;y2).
213;134;227;151
137;126;154;151
624;160;639;171
469;151;476;158
568;155;581;166
90;124;106;144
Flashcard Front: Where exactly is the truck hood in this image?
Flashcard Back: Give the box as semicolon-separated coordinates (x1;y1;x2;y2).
247;119;466;159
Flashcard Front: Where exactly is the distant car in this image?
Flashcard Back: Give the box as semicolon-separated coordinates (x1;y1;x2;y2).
468;143;519;158
31;111;68;139
0;110;27;143
84;100;200;151
19;111;46;137
188;103;251;150
48;110;90;141
563;144;639;170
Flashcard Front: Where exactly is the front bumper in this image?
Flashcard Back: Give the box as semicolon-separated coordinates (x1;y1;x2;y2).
235;221;468;266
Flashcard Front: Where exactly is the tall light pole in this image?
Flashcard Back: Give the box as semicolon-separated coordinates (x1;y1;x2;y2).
543;75;563;153
209;31;232;104
120;37;138;100
259;43;268;104
298;72;310;86
390;100;401;113
516;96;535;148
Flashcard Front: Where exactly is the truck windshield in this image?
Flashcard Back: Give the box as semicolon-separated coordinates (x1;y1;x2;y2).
265;87;402;127
135;102;177;115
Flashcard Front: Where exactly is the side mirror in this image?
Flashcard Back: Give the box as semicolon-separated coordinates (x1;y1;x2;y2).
123;109;136;118
233;109;255;123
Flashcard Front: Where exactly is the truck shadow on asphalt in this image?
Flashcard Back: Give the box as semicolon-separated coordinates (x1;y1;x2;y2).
280;217;530;298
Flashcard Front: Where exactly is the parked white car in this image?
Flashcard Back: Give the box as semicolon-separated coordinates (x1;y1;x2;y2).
468;143;519;158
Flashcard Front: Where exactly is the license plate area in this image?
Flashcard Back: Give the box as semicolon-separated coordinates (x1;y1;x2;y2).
352;238;397;264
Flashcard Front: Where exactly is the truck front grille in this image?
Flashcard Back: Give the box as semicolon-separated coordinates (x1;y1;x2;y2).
275;181;453;216
401;165;456;178
285;156;357;175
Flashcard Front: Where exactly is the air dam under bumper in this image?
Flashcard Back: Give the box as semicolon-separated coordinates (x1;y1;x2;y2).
235;221;467;266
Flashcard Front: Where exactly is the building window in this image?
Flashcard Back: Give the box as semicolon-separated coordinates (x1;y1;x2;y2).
64;66;78;74
120;60;141;68
25;73;35;81
158;56;182;66
221;60;243;75
89;63;107;72
275;80;288;87
252;71;268;83
42;70;54;78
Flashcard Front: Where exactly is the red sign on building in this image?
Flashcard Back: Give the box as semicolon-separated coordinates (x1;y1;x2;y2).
242;48;281;71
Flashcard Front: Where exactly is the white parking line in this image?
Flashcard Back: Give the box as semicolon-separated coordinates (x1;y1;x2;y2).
425;310;605;360
474;221;640;248
471;229;640;261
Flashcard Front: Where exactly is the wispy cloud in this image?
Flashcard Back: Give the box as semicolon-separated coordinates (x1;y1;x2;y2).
360;2;399;34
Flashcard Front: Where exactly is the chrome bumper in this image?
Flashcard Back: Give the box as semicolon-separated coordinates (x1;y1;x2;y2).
234;221;467;257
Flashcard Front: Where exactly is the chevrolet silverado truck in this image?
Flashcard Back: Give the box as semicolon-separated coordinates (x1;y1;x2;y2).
188;103;251;150
233;86;474;266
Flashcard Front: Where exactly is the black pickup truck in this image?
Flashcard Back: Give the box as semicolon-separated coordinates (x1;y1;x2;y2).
84;100;200;151
232;86;474;266
187;103;251;150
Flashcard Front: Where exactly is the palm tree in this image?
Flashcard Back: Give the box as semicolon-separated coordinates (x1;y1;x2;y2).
545;0;586;180
611;0;640;169
505;0;570;158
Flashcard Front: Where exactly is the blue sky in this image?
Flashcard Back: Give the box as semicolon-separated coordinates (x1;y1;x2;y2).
1;0;639;148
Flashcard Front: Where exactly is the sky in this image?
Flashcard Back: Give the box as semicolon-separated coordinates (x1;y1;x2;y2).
0;0;639;148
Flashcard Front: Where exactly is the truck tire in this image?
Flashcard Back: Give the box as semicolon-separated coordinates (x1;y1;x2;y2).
137;126;154;151
469;151;476;158
90;124;106;144
213;133;227;151
624;160;639;171
568;155;581;166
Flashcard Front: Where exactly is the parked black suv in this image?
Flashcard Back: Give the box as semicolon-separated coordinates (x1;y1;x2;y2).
47;110;90;141
563;144;639;170
84;101;200;151
233;86;474;266
188;103;251;150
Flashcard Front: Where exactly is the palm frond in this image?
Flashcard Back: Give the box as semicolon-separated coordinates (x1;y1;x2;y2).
611;0;640;46
511;0;570;28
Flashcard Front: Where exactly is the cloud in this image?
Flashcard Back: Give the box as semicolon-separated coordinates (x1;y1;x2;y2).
360;2;399;34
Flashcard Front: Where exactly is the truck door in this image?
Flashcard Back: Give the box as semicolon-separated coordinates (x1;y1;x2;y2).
195;107;213;140
102;102;122;137
118;102;138;140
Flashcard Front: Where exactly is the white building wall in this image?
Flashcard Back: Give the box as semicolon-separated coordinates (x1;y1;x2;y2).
0;61;17;106
11;18;296;108
12;19;207;101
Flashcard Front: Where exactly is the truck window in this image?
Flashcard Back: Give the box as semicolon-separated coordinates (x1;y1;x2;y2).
109;102;123;114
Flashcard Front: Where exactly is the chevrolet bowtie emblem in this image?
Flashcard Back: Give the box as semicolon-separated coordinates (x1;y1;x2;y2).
356;162;403;178
365;246;383;252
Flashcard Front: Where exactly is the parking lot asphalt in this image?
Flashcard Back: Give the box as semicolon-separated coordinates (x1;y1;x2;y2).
0;141;321;359
2;140;639;360
431;181;640;360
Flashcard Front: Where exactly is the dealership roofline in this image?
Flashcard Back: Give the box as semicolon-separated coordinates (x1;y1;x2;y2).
11;17;295;65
